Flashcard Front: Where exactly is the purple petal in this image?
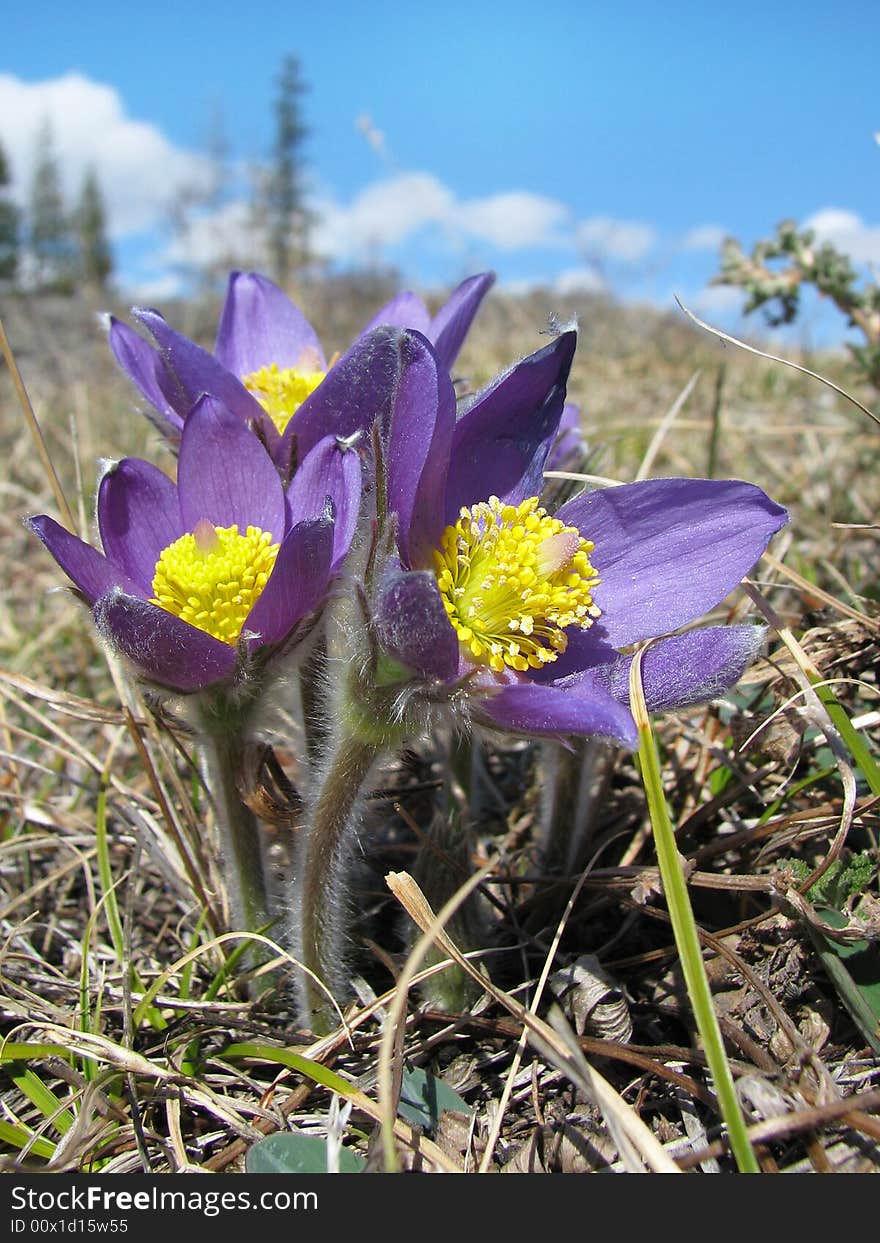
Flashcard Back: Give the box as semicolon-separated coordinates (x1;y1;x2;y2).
28;515;145;605
527;621;620;684
284;325;407;462
584;625;768;713
546;402;586;472
557;478;788;647
360;290;431;336
444;329;577;523
286;435;362;569
475;679;638;746
244;513;334;649
95;590;236;692
214;271;326;375
177;396;285;537
428;271;495;372
372;568;460;681
384;330;457;569
107;317;186;431
134;307;265;426
97;459;183;591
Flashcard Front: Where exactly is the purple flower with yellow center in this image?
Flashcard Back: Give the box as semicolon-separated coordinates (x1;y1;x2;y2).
367;330;788;747
28;395;354;693
107;270;495;474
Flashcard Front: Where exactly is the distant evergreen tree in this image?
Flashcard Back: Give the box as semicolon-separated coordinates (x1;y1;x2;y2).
74;166;113;291
166;100;252;293
0;139;20;284
267;54;312;287
28;119;77;291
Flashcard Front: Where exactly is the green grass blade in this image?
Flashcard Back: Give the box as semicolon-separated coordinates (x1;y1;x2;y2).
201;935;259;1003
132;927;261;1027
179;911;208;1003
808;677;880;797
756;765;836;826
78;923;100;1085
178;914;210;1076
630;651;760;1173
222;1042;357;1098
95;777;125;960
0;1042;72;1062
7;1063;75;1135
95;772;167;1033
0;1119;56;1161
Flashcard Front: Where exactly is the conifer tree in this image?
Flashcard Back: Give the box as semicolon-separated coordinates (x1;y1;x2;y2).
166;101;248;293
75;167;113;291
267;54;312;287
28;119;76;291
0;139;20;284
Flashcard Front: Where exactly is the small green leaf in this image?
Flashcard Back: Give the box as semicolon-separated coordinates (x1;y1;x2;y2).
708;764;733;797
246;1133;365;1174
809;907;880;1057
397;1065;471;1132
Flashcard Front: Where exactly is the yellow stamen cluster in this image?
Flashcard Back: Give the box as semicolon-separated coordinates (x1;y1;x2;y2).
433;496;601;673
151;520;279;645
242;363;326;434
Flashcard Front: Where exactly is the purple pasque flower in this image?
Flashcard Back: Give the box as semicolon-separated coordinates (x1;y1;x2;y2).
29;396;358;694
107;270;495;475
369;331;788;747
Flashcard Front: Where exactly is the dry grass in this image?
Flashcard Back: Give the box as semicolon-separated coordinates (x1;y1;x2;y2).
0;282;878;1174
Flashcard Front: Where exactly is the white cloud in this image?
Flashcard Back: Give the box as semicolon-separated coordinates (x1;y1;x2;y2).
0;72;209;237
499;278;542;297
553;266;607;295
144;172;666;296
313;175;569;259
803;207;880;265
680;223;727;252
141;172;574;290
457;191;569;249
576;216;656;262
314;172;455;258
159;199;269;273
127;272;186;302
687;284;746;317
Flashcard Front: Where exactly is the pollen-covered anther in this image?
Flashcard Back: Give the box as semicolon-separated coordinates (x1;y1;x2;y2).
151;523;280;645
241;361;326;434
432;495;601;673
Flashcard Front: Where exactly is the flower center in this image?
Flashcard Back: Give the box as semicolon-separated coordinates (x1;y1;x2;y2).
242;363;326;434
433;496;601;673
151;519;280;645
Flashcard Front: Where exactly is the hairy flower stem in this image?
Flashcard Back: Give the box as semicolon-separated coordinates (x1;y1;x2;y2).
194;692;272;953
298;635;330;766
298;731;383;1032
537;737;616;875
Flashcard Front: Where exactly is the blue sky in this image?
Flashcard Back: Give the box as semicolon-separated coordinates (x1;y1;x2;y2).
2;0;878;338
